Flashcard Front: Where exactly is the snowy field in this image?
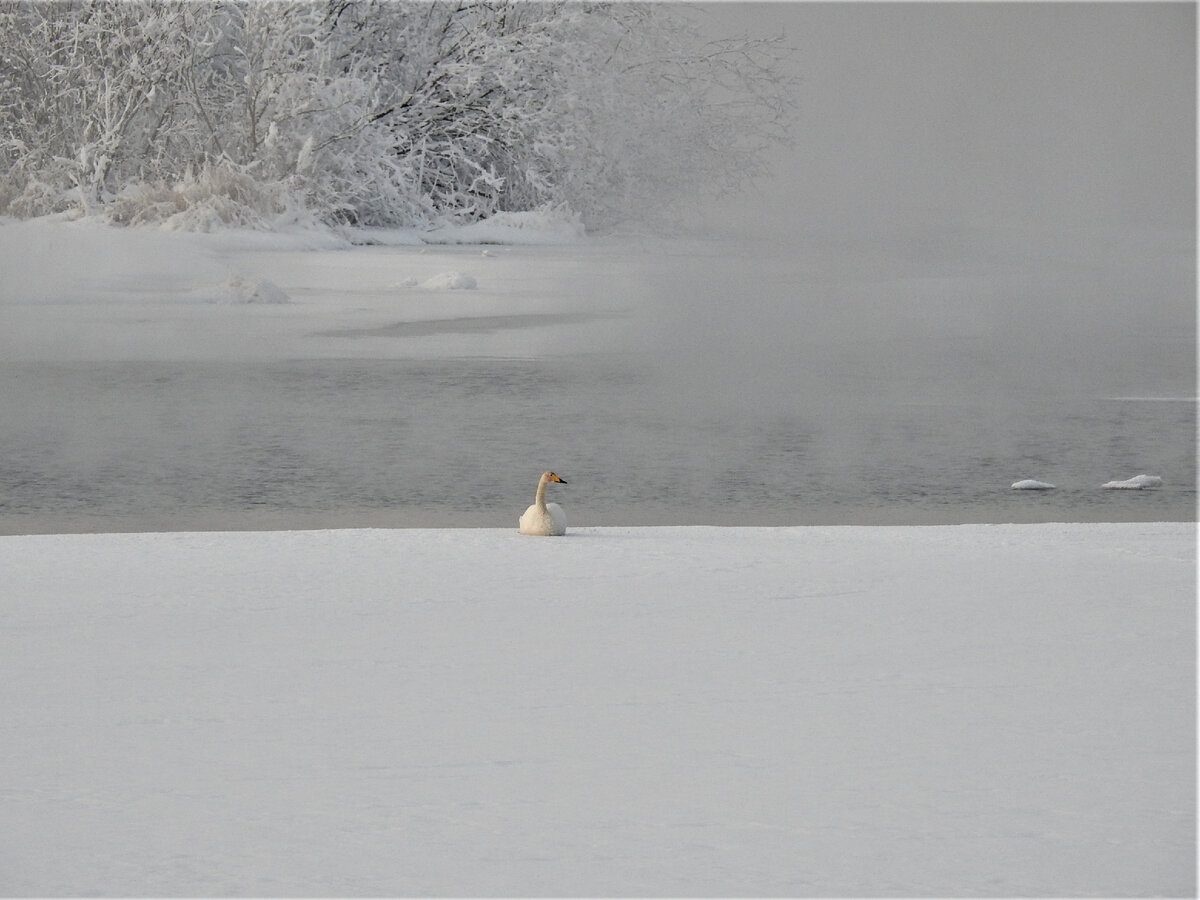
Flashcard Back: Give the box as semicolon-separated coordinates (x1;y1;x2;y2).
1;522;1194;896
0;215;1195;895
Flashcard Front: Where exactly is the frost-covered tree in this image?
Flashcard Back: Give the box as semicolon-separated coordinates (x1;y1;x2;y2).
0;1;204;214
0;0;795;230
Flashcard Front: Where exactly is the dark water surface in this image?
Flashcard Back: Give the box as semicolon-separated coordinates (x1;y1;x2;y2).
0;354;1193;533
1;234;1194;532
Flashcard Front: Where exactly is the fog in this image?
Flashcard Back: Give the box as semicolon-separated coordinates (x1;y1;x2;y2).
664;1;1196;400
0;3;1194;531
692;2;1194;235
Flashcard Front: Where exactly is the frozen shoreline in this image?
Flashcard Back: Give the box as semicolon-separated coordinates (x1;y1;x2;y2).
3;521;1194;896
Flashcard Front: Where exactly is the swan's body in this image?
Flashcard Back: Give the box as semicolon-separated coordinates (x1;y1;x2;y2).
519;471;568;536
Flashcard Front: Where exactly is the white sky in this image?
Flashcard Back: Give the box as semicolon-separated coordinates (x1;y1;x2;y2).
691;2;1196;235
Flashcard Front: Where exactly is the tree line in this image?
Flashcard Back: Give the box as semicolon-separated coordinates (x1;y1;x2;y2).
0;0;795;230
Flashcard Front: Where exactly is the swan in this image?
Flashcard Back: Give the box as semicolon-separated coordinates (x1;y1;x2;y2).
519;471;568;536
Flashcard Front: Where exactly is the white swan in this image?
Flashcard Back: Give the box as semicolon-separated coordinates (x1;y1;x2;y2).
519;471;568;536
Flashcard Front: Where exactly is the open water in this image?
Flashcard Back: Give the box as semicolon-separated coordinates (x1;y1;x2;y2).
0;235;1194;532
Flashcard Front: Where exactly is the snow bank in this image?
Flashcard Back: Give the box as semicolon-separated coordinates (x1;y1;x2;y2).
2;523;1193;897
0;216;226;304
0;212;565;313
422;208;586;245
1102;474;1165;489
339;216;587;247
337;209;586;247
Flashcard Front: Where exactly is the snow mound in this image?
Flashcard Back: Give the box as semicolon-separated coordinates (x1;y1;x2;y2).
1101;474;1164;490
409;271;477;291
1011;479;1056;490
207;276;291;305
422;208;585;245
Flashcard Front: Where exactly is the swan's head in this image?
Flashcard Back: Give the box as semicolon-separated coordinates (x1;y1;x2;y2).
544;471;567;484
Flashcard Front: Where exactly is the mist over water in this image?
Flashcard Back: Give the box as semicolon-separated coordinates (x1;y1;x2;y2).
0;227;1192;534
1;4;1193;533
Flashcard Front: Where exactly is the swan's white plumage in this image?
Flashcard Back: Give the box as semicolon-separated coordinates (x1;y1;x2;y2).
520;501;566;536
519;472;568;536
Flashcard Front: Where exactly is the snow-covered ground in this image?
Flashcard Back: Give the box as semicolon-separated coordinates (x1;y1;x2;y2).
0;214;1195;894
2;522;1194;896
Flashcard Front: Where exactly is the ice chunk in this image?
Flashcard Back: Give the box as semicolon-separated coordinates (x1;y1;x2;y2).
1101;474;1163;489
1011;479;1056;490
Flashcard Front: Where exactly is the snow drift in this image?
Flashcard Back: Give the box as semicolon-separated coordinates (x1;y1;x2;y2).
421;208;587;245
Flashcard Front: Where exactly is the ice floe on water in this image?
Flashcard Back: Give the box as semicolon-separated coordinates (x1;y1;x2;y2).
1101;474;1164;489
1011;479;1056;490
1011;475;1168;491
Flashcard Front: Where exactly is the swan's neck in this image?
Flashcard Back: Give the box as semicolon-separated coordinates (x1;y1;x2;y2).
534;476;550;509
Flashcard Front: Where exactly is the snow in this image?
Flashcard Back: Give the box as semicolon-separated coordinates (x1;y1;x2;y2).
1011;478;1056;490
1;522;1194;896
421;208;587;245
0;214;601;363
406;271;478;291
197;275;291;305
1102;474;1165;490
335;208;587;248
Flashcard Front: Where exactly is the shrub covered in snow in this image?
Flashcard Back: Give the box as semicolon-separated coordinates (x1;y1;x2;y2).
0;1;795;232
